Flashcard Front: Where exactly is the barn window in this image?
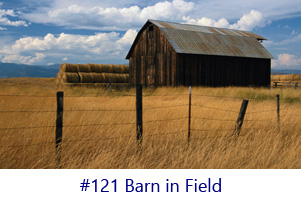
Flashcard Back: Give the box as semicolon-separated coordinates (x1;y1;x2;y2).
149;26;154;31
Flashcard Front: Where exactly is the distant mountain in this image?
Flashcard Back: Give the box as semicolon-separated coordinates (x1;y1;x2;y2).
1;63;300;78
271;69;301;75
0;63;60;79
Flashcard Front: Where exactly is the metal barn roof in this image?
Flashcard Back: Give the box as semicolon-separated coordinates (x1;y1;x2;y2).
126;20;274;59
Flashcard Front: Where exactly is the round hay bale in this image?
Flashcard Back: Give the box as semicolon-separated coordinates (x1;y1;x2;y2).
103;73;116;83
287;74;294;81
292;74;301;81
115;74;127;83
113;65;124;73
125;74;129;83
92;73;105;83
60;63;78;72
87;64;103;73
271;75;280;81
123;65;129;73
279;75;289;81
102;64;114;73
77;64;90;72
63;73;80;83
56;71;62;85
78;72;93;83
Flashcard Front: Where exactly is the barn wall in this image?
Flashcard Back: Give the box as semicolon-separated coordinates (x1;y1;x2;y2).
129;23;177;86
178;54;271;87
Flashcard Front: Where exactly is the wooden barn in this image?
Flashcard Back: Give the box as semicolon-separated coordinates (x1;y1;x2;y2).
126;19;274;87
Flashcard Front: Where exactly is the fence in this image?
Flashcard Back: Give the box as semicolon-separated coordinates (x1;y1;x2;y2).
0;85;301;168
272;81;300;89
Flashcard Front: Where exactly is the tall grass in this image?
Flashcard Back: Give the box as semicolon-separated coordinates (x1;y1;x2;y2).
0;78;300;169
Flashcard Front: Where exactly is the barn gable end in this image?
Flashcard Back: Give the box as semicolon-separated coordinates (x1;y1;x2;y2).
126;19;273;87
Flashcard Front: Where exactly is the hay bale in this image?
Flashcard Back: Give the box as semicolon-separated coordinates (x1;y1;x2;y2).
87;64;103;73
123;65;129;73
113;65;124;73
77;64;90;72
125;74;129;83
60;63;78;72
78;72;93;83
102;64;114;73
56;71;62;85
271;75;280;81
92;73;106;83
63;73;80;83
115;74;127;83
292;74;301;81
279;75;290;81
103;73;116;83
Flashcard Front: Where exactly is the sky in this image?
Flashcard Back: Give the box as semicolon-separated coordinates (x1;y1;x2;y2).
0;0;301;70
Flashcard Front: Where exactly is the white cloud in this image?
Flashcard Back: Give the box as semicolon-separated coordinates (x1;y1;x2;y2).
0;26;6;30
20;0;301;31
0;29;137;65
183;10;268;31
183;16;230;28
272;53;301;68
229;10;267;30
0;3;29;27
263;34;301;47
1;53;45;65
23;0;194;30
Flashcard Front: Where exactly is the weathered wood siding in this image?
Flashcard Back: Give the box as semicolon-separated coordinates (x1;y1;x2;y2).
129;23;177;86
129;23;271;87
178;54;270;87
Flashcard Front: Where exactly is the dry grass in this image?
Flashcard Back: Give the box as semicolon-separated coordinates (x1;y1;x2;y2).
0;78;300;169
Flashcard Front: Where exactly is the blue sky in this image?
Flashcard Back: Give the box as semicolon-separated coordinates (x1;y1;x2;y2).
0;0;301;70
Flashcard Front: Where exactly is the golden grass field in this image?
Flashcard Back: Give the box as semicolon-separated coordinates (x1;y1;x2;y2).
0;77;300;169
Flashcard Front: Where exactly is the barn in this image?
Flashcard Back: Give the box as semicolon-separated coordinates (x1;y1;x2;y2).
126;19;274;87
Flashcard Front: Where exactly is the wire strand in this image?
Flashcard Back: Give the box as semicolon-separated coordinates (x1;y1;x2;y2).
192;104;238;113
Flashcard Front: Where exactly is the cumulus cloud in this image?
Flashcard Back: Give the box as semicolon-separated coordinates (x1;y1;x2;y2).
0;29;137;65
272;53;301;68
0;2;29;28
183;10;268;31
1;53;45;65
23;0;194;30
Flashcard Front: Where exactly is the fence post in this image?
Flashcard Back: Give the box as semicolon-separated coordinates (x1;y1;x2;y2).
276;94;280;132
56;91;64;167
188;86;192;144
233;99;248;136
136;84;143;151
295;82;298;89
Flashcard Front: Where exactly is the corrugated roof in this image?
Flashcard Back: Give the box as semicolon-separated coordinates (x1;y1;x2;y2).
150;20;267;40
126;20;274;59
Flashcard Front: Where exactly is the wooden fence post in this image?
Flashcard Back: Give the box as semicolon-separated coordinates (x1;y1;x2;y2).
276;94;280;132
295;82;298;89
188;86;192;144
56;91;63;167
136;84;143;150
233;99;249;136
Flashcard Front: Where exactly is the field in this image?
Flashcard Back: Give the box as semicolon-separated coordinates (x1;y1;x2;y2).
0;78;300;169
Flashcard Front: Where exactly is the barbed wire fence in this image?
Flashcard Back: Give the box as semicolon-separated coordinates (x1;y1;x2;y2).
0;85;300;167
